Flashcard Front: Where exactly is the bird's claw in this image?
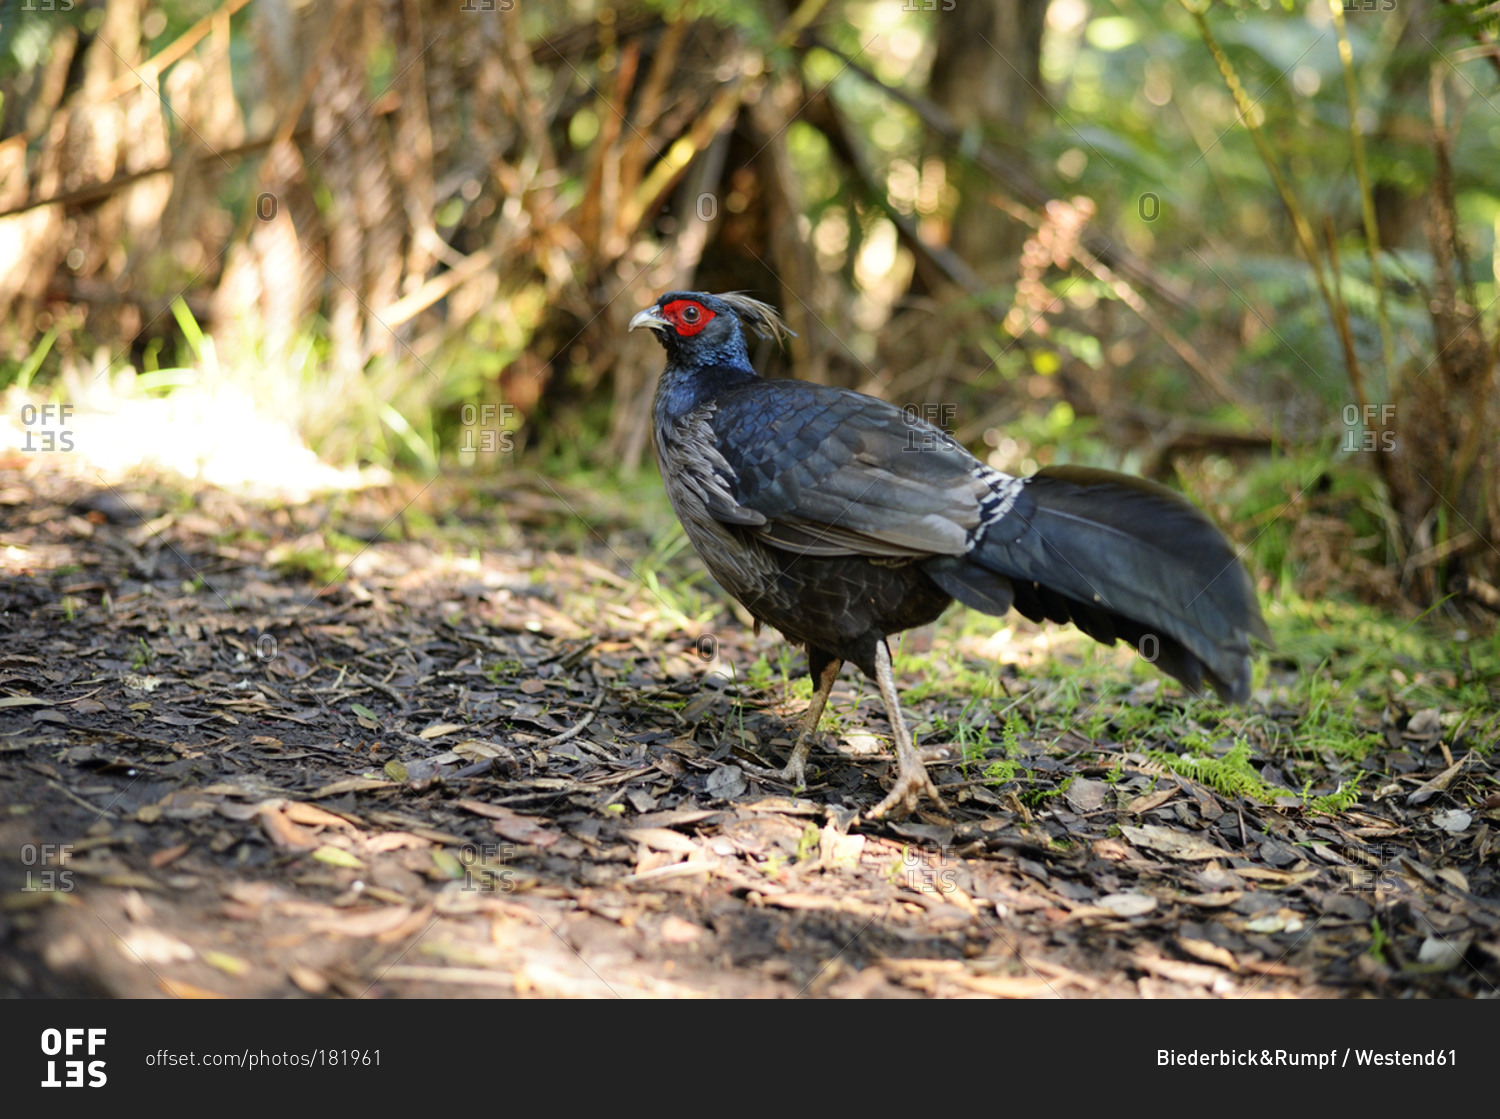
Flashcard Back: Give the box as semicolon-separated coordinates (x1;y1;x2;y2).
866;766;945;820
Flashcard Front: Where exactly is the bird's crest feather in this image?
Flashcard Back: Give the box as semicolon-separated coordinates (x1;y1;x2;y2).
715;292;796;345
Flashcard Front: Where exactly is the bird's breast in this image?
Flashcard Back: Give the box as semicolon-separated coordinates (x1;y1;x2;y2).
655;406;778;596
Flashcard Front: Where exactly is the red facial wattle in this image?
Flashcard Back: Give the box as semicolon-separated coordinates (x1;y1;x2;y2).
660;299;715;337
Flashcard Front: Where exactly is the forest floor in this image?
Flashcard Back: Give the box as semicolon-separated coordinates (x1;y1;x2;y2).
2;453;1498;1000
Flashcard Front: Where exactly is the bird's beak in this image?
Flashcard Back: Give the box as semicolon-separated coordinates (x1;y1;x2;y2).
629;307;669;332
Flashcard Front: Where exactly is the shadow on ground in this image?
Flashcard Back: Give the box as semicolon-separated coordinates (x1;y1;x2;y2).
2;458;1496;998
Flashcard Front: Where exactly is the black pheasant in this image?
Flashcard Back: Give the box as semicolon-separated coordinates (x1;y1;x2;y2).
631;291;1268;818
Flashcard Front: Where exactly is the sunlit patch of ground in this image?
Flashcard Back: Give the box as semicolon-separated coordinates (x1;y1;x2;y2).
1;377;382;502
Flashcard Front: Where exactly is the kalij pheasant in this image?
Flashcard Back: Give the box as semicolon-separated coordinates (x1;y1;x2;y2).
631;291;1268;818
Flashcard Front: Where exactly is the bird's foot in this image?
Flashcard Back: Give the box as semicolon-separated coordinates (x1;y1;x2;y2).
739;758;787;781
778;754;807;791
866;762;945;820
739;752;809;790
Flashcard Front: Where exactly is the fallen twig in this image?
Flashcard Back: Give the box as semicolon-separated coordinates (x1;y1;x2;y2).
449;688;606;781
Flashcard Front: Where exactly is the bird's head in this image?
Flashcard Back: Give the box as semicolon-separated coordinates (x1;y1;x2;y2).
629;291;793;371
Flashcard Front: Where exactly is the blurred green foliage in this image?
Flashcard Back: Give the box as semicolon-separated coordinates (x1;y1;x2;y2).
4;1;1498;611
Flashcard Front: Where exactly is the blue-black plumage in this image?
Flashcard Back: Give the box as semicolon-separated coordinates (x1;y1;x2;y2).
631;291;1268;818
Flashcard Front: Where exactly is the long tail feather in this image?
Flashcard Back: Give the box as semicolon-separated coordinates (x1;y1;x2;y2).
956;464;1268;701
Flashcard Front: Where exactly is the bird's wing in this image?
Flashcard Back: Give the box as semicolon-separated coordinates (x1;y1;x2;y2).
710;381;1005;559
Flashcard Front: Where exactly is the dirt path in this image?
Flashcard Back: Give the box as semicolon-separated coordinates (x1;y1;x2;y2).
1;461;1495;998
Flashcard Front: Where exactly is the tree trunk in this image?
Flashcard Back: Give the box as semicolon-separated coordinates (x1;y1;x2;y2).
928;0;1047;278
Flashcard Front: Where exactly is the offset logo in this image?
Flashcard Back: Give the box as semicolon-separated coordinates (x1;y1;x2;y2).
459;403;516;455
458;842;516;893
20;844;74;893
40;1028;106;1088
900;403;959;453
18;404;75;453
1341;403;1396;453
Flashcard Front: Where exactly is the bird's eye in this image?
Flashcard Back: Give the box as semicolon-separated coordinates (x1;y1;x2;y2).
681;304;700;323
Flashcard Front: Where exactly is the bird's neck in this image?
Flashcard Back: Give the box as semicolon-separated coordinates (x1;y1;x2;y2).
653;356;759;422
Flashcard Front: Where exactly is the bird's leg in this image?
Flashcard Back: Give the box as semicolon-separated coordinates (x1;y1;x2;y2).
779;650;841;789
868;640;946;820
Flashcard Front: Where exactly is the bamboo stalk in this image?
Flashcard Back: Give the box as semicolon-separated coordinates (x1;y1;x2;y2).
810;39;1191;313
1079;246;1271;435
617;18;688;227
1329;0;1396;381
1322;216;1366;423
618;0;828;238
619;78;744;237
0;129;314;220
98;0;257;103
1183;3;1368;418
378;248;496;330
